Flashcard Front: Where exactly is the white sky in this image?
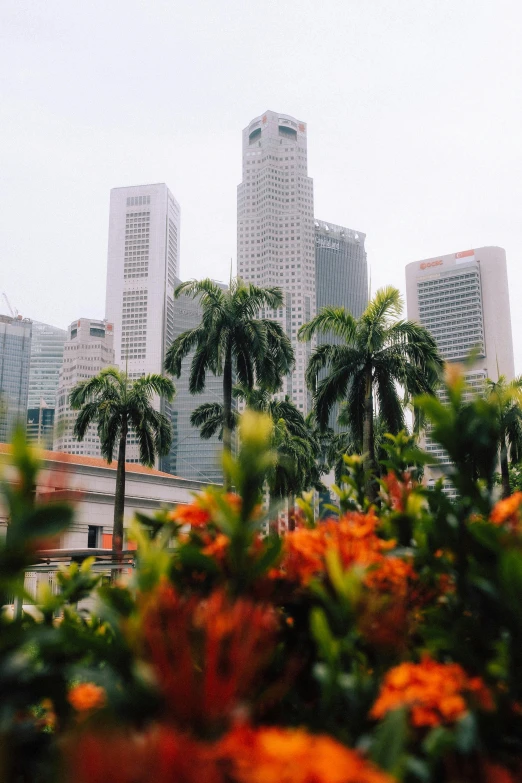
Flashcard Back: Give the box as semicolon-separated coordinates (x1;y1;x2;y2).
1;0;521;368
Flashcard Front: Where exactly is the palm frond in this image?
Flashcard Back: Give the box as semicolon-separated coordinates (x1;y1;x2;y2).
299;306;357;343
190;402;229;440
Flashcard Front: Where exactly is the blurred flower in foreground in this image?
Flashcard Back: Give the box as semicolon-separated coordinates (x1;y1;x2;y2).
490;492;522;533
169;491;242;528
370;656;493;728
68;683;107;713
273;511;395;587
216;724;394;783
65;723;393;783
140;582;279;733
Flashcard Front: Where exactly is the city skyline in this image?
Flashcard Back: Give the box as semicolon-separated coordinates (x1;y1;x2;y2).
2;2;521;371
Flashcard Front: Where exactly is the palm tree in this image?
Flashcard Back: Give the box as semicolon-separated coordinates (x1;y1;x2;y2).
165;279;294;462
70;368;175;554
485;375;522;498
299;286;443;498
190;385;309;443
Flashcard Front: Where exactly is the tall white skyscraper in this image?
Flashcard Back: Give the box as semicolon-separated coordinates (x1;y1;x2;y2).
237;111;316;413
406;246;515;485
54;318;115;457
105;183;180;464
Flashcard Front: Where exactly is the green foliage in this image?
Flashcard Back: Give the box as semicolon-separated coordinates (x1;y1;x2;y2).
299;287;443;493
4;373;522;781
165;278;294;463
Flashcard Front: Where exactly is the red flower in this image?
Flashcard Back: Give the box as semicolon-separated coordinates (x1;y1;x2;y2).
140;583;279;733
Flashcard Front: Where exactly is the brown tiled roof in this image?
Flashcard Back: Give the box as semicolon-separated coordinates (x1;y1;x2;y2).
0;443;177;479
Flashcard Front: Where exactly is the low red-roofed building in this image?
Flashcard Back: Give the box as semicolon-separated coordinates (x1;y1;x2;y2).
0;444;212;550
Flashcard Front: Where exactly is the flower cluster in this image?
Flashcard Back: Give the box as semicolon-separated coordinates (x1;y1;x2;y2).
380;470;415;513
490;492;522;533
68;683;107;714
370;656;494;728
65;723;393;783
140;582;279;732
273;511;395;587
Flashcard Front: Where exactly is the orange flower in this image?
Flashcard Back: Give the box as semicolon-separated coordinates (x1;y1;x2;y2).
370;657;493;728
63;723;393;783
202;533;229;561
169;501;212;527
490;493;522;533
274;511;395;587
380;471;415;513
140;584;279;732
68;683;106;713
170;492;243;529
364;557;417;598
215;724;394;783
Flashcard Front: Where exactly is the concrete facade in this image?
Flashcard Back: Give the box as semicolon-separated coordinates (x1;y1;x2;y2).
406;246;515;480
406;246;515;380
105;183;180;467
54;319;115;457
237;111;315;413
0;444;208;550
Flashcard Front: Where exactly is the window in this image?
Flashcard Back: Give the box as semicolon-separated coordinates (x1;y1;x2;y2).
87;525;101;548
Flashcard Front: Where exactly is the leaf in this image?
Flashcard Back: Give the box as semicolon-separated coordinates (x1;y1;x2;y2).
454;712;478;754
249;535;282;580
20;504;74;542
422;725;455;758
370;708;408;774
177;545;220;576
499;549;522;622
98;584;136;618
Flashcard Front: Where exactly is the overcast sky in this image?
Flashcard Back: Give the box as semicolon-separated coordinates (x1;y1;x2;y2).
1;0;521;368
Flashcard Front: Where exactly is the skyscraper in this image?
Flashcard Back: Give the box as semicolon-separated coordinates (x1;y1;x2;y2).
237;111;315;413
26;321;67;446
315;220;368;321
314;220;368;429
0;314;32;443
54;318;115;457
167;278;226;484
405;246;515;480
105;183;180;466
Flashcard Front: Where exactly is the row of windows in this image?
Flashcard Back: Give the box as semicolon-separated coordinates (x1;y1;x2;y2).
126;196;150;206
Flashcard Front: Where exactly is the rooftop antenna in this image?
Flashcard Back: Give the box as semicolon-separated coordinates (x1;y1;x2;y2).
2;292;18;318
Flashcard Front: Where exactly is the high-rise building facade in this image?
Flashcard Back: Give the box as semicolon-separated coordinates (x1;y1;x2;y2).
237;111;316;413
406;246;515;477
315;220;368;430
26;321;67;447
105;183;180;466
54;318;115;457
315;220;368;320
167;278;226;484
0;315;32;443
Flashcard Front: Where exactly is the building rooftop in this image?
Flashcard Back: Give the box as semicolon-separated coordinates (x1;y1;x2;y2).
0;443;178;479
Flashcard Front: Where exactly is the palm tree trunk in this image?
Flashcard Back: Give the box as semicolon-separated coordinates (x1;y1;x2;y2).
113;421;127;556
288;494;296;531
362;367;376;501
222;344;233;489
500;432;511;499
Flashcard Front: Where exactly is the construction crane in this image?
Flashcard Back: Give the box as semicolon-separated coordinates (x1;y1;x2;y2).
2;292;18;318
